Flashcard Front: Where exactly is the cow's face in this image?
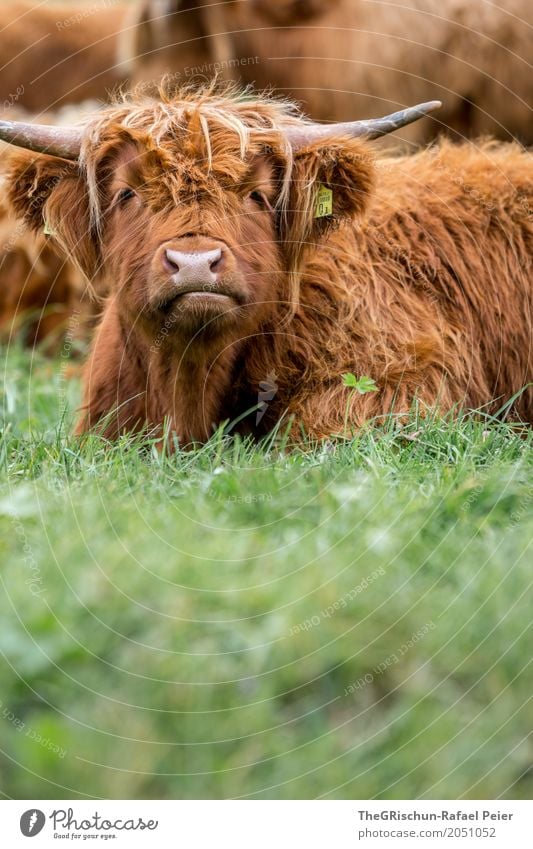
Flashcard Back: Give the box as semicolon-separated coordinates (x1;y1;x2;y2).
6;97;375;346
98;138;285;340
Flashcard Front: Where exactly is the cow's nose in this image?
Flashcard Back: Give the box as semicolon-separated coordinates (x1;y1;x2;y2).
164;248;222;285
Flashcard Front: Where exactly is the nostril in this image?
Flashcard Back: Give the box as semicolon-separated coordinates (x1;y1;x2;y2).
164;249;180;273
209;248;222;272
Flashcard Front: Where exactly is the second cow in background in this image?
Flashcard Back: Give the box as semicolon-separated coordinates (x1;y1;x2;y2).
0;1;132;111
127;0;533;145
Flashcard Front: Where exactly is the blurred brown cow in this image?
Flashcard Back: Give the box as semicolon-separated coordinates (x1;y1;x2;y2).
0;0;132;347
127;0;533;145
0;102;98;348
0;200;84;348
0;0;131;112
120;0;235;84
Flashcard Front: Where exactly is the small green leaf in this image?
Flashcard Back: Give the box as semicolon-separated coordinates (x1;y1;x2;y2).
342;373;378;394
355;376;379;395
342;373;358;388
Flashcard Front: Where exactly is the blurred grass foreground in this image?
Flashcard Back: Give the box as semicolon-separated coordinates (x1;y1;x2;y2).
0;346;532;799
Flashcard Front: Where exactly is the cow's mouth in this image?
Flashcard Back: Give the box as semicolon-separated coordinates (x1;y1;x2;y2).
157;283;244;315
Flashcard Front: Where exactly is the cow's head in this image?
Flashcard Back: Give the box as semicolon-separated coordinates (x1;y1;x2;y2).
0;88;439;346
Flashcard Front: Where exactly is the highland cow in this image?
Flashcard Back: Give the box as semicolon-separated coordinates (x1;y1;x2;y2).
129;0;533;144
0;87;531;444
0;103;102;347
0;0;130;111
120;0;236;85
0;201;84;347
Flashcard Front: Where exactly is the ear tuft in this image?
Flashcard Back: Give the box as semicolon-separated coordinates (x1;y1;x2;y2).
4;151;99;280
281;138;375;298
292;137;375;230
4;152;76;232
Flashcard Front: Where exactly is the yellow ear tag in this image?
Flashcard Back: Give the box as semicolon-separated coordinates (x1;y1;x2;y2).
314;184;333;218
43;220;54;236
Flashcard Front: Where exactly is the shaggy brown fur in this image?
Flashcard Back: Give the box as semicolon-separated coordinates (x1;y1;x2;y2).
0;103;103;346
0;200;84;347
0;1;129;111
4;87;533;443
128;0;533;144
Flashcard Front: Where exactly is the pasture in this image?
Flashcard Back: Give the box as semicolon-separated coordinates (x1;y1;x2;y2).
0;342;531;799
0;0;532;809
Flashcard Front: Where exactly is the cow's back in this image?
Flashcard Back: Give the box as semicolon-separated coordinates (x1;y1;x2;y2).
296;141;533;421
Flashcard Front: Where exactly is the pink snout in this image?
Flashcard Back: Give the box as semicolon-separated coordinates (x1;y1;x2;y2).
163;247;224;291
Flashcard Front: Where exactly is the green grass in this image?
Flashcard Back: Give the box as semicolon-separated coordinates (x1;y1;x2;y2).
0;344;532;800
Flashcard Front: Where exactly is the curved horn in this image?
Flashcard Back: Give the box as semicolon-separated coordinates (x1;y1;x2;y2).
285;101;442;148
0;119;83;159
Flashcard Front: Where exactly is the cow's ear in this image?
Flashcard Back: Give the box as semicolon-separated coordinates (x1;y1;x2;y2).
5;152;99;280
282;138;375;260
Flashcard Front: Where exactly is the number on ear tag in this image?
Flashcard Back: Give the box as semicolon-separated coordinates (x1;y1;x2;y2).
314;184;333;218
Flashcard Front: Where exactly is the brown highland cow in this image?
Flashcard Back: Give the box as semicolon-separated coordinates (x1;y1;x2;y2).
128;0;533;144
0;0;135;346
0;200;83;347
0;86;531;444
119;0;235;85
0;0;130;112
0;103;100;347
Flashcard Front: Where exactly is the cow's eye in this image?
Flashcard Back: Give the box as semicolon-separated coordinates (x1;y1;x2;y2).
248;190;271;210
115;187;137;207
